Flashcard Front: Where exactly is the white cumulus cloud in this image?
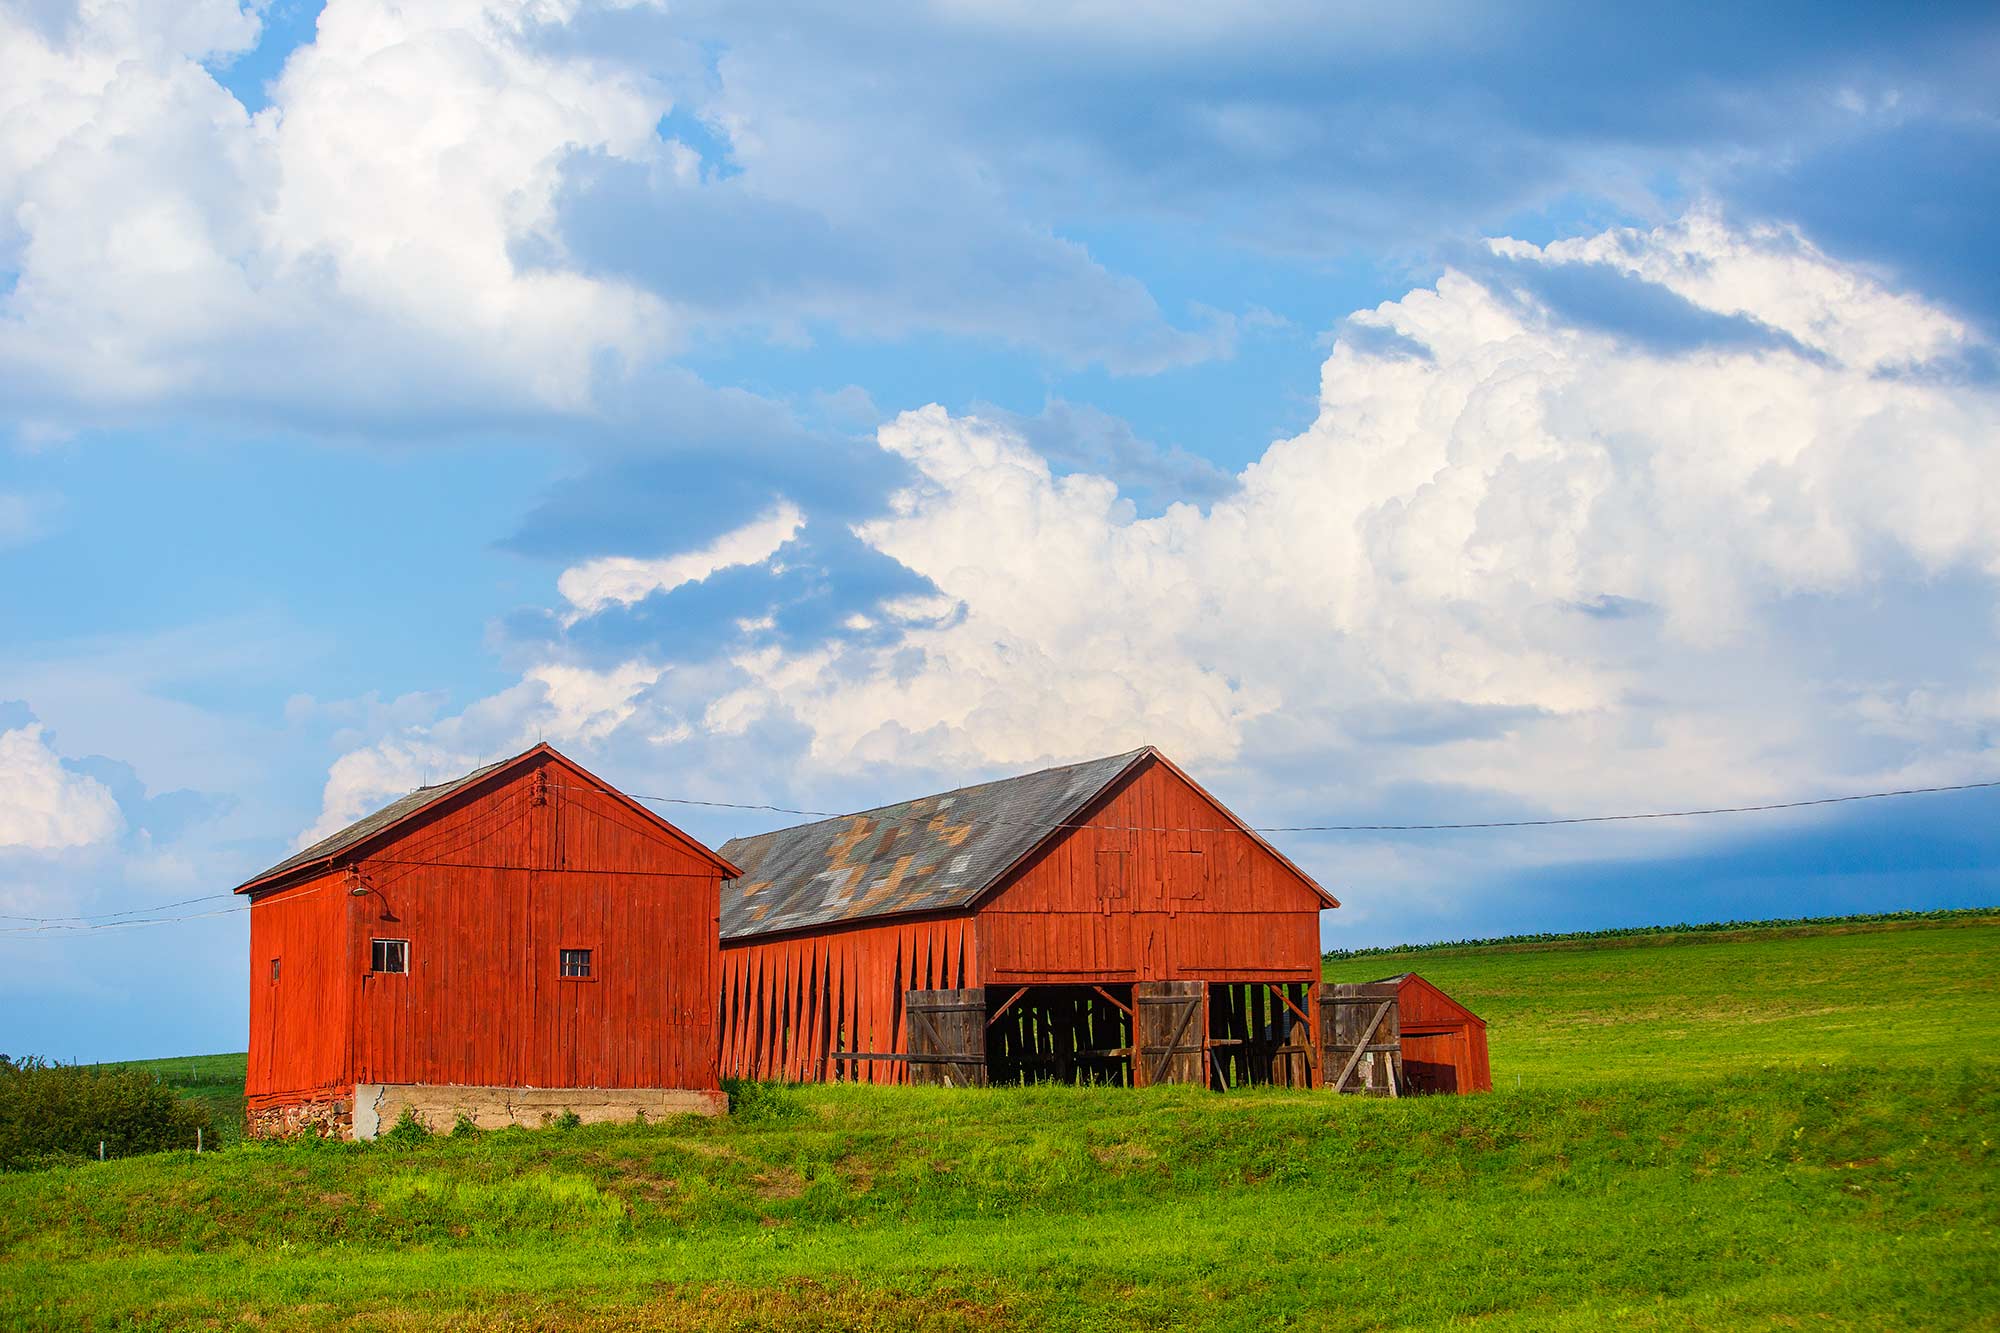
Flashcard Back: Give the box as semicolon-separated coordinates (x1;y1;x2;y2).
1;0;671;426
705;212;2000;813
556;501;805;620
303;211;2000;902
0;725;123;852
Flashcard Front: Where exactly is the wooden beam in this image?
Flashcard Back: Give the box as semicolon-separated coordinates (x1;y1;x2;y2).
986;986;1030;1028
1268;983;1311;1030
1090;985;1133;1017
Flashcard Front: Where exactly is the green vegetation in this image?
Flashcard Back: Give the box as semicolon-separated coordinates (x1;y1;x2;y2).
1327;917;2000;1088
89;1052;248;1147
0;1055;215;1171
3;913;1997;1330
1321;904;2000;961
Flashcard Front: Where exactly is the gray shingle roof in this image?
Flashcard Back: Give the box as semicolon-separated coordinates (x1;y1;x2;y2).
236;753;517;892
719;748;1152;940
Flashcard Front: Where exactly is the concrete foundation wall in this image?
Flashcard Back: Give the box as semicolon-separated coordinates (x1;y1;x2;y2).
351;1084;729;1139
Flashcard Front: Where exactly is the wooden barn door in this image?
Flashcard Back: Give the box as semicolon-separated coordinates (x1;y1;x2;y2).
1320;983;1402;1095
905;988;988;1086
1133;980;1206;1087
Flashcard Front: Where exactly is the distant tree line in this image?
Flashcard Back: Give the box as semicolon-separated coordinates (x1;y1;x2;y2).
0;1055;212;1171
1321;906;1998;963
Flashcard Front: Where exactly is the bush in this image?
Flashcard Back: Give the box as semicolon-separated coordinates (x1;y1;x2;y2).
380;1107;431;1148
0;1055;213;1170
721;1078;806;1123
551;1109;582;1131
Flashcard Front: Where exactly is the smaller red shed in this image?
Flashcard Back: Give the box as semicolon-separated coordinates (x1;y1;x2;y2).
1380;973;1491;1094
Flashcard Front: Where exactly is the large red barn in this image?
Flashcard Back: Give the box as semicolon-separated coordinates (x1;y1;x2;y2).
716;747;1343;1088
235;744;738;1137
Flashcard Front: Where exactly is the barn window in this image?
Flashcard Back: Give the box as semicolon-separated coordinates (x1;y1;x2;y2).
371;938;409;974
269;957;281;981
560;948;593;979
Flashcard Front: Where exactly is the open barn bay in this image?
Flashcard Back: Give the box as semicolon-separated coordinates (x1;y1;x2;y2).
5;915;1995;1330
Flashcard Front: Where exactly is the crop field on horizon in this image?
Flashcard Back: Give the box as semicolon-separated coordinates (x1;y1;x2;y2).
4;913;1997;1330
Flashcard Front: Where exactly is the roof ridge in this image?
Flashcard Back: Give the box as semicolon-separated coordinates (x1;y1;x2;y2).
720;745;1152;846
717;746;1157;939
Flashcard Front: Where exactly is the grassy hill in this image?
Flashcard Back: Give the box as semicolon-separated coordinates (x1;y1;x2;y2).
4;914;1997;1330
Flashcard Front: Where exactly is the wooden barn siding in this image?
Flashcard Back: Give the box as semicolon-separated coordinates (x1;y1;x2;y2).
1395;974;1492;1094
249;754;722;1105
978;758;1324;983
717;758;1328;1084
246;870;353;1107
717;916;975;1083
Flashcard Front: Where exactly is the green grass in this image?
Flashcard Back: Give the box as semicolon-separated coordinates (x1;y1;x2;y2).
1328;914;2000;1087
4;915;1998;1330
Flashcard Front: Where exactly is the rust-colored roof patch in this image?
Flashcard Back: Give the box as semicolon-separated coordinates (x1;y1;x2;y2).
718;748;1152;940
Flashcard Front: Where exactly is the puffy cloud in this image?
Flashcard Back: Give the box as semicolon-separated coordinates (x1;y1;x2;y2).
556;500;804;620
298;737;480;848
0;0;670;427
0;724;123;852
683;213;2000;813
302;212;2000;902
524;661;665;741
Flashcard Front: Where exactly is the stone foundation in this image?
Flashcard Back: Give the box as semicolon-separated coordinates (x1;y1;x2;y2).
351;1084;728;1139
246;1096;352;1139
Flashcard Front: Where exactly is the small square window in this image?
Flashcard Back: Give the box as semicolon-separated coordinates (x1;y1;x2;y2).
371;939;409;974
559;948;592;978
270;957;281;981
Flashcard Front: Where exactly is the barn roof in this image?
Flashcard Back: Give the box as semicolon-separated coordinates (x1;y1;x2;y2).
719;748;1152;940
718;746;1334;941
237;757;514;892
235;743;738;895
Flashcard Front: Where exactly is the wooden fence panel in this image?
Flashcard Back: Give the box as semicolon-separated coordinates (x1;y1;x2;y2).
1134;980;1206;1087
1321;983;1402;1095
905;988;988;1087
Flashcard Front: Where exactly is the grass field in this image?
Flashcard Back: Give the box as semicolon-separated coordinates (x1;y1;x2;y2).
4;915;1996;1330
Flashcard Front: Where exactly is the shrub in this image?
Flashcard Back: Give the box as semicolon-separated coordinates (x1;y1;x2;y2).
722;1078;806;1123
450;1112;481;1139
381;1107;430;1148
0;1054;213;1170
552;1109;582;1131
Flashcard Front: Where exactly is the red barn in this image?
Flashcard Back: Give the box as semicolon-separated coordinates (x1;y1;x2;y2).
1382;973;1492;1094
716;747;1341;1088
235;744;738;1137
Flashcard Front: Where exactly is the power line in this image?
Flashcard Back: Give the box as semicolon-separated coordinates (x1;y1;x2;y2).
9;772;1995;941
0;893;236;925
555;775;2000;835
0;905;249;937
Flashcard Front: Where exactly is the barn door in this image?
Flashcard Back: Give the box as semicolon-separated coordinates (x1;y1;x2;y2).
1320;983;1402;1095
904;988;988;1086
1133;980;1206;1087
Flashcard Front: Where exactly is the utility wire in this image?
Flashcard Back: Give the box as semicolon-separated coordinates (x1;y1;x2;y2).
0;893;237;925
9;773;1996;940
553;775;2000;835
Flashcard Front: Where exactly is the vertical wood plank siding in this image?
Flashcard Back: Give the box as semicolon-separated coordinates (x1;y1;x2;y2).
246;753;724;1112
1393;972;1493;1094
245;870;353;1106
718;916;976;1082
977;759;1324;984
718;757;1325;1082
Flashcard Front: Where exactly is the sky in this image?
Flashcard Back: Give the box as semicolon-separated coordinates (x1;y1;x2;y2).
3;0;1998;1062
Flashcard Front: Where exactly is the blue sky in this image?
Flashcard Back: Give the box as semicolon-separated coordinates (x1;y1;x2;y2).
3;0;1998;1061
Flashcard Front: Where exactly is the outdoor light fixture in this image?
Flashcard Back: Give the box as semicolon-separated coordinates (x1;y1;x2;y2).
347;879;398;922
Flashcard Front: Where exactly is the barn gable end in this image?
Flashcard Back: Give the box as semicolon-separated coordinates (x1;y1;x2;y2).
242;744;734;1137
717;747;1339;1089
